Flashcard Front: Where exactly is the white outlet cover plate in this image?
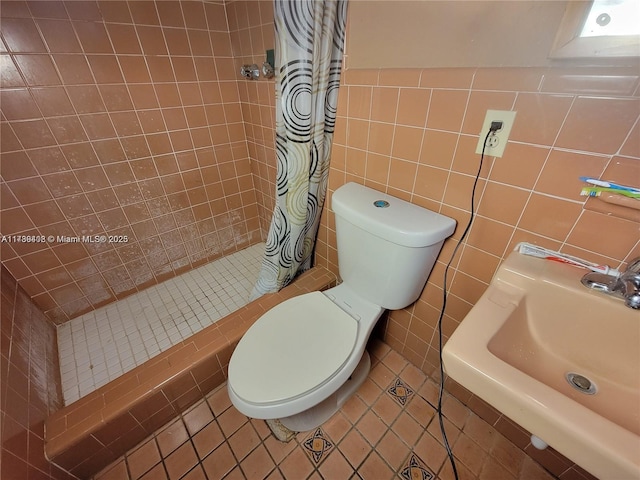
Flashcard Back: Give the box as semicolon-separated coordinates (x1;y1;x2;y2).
475;110;517;158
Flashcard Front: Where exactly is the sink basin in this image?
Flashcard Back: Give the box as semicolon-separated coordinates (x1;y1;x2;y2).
443;251;640;480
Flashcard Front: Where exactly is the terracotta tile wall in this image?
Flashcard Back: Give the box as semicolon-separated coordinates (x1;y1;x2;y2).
228;0;277;235
0;265;72;479
315;66;640;376
0;0;263;324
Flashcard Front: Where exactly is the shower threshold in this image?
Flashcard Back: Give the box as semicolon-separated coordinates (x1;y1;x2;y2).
57;243;264;405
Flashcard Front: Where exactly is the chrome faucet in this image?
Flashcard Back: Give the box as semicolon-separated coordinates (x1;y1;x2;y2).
581;257;640;309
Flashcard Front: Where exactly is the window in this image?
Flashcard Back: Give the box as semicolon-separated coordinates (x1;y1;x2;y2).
550;0;640;58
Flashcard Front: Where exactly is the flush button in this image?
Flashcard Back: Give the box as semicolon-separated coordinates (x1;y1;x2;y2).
373;200;390;208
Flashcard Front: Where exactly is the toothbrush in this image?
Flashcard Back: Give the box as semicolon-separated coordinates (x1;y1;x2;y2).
579;177;640;194
580;187;640;199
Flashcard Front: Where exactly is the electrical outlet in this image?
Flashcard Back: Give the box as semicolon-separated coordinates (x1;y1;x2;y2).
486;136;499;148
475;110;517;158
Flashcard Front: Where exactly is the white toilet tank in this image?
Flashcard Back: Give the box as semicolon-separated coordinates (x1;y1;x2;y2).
331;183;456;310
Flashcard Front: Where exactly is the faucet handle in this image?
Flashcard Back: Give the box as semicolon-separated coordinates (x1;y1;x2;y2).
624;257;640;274
627;293;640;309
581;272;618;292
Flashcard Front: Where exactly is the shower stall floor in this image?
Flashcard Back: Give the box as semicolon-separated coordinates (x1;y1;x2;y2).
57;243;264;405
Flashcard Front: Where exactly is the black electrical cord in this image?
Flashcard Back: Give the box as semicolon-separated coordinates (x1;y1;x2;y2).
436;126;497;480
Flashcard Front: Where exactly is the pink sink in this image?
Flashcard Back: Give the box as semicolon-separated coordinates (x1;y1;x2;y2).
443;252;640;479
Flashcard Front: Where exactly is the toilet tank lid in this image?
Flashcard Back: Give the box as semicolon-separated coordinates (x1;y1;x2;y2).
331;182;456;247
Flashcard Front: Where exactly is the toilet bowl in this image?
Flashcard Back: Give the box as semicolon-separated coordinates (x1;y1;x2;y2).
227;182;456;431
228;284;383;427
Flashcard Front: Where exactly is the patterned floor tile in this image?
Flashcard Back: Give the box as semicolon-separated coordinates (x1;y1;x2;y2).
387;378;414;406
399;453;434;480
302;428;334;464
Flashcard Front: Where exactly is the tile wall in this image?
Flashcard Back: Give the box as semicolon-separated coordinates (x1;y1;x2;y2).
0;0;263;324
0;265;71;479
315;65;640;378
227;0;277;234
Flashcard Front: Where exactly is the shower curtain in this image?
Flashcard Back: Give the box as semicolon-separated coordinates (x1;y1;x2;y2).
251;0;348;299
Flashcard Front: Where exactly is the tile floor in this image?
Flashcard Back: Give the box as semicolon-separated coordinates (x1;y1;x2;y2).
92;340;557;480
57;243;264;404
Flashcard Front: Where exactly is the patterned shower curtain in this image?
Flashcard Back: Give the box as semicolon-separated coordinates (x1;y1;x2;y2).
251;0;348;299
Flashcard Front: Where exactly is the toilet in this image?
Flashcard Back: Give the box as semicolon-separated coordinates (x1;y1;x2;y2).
227;182;456;431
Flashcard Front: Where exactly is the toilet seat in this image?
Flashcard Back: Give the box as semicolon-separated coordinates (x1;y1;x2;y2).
228;291;358;405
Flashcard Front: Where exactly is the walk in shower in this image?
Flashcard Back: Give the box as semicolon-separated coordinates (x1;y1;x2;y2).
57;243;264;404
0;0;278;405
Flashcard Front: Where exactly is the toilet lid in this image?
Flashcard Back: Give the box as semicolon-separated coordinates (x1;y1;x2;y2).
229;291;358;404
